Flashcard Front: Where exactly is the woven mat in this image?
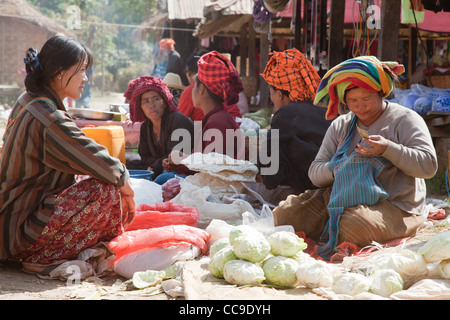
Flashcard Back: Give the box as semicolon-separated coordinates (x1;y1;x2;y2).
181;259;324;300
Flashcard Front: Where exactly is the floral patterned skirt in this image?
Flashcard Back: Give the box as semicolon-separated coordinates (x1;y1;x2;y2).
20;178;123;266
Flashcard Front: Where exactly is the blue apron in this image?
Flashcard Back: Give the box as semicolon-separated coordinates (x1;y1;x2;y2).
318;115;390;259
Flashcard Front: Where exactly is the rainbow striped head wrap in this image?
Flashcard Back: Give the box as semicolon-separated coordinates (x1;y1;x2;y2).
314;56;405;120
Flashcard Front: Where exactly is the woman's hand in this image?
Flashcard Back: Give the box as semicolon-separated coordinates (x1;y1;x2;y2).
119;180;136;228
355;135;389;156
162;158;172;172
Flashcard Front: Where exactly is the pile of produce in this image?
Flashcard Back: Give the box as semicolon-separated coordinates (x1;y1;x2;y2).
208;226;309;288
207;226;450;299
242;108;271;129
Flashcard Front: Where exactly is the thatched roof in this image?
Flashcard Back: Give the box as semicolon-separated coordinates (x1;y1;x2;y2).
132;12;168;42
0;0;75;37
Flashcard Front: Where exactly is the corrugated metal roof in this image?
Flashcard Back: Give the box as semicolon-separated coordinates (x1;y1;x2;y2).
168;0;206;20
219;0;253;16
168;0;253;20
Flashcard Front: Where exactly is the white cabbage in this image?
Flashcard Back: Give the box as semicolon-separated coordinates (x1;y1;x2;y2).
417;230;450;263
369;269;403;297
233;235;271;263
229;225;265;245
384;249;428;286
437;259;450;279
332;273;372;296
208;247;237;278
209;238;231;257
291;250;316;266
296;259;333;288
223;260;265;286
132;270;165;289
267;231;307;257
263;256;299;288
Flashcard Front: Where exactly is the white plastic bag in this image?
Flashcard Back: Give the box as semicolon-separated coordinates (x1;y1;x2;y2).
242;204;294;237
114;246;201;279
130;178;163;205
171;179;256;227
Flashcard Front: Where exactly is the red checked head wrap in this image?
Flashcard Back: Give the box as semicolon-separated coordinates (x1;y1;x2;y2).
262;48;321;102
124;76;176;123
197;51;243;105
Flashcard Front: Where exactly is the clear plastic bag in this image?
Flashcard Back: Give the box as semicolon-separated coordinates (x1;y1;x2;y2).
242;204;294;237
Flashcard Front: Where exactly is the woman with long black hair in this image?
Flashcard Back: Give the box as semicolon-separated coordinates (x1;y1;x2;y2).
0;35;135;275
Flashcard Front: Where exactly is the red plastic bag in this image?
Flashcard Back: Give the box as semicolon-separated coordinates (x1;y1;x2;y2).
125;202;199;231
109;224;211;258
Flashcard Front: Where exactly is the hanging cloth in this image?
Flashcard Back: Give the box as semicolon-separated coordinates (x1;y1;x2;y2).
317;115;390;259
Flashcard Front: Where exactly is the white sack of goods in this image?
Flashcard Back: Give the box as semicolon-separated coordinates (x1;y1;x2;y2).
108;225;210;279
181;152;258;183
171;153;259;227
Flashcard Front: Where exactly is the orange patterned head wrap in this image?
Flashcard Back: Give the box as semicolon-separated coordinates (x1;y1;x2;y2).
261;48;321;102
159;38;175;51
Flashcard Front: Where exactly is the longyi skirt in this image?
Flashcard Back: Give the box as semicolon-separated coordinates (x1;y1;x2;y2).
19;178;123;270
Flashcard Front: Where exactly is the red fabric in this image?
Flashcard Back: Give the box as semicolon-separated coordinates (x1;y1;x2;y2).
20;178;123;265
178;83;242;121
178;83;204;121
109;224;211;258
124;76;176;123
197;51;243;105
125;202;200;230
427;209;446;220
199;105;245;159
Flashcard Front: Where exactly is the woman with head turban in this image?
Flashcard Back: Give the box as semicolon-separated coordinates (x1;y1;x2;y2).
273;56;437;260
124;76;194;181
177;50;242;122
255;48;332;205
162;51;246;176
192;51;245;159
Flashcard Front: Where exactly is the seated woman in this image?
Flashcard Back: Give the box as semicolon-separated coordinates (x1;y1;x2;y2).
273;56;438;260
178;50;242;122
124;76;194;183
0;35;135;274
165;51;246;171
256;48;333;205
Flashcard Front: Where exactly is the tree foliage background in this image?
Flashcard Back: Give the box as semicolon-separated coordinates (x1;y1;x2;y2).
27;0;159;92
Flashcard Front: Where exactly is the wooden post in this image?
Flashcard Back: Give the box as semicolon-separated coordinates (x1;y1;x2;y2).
294;0;302;51
248;20;256;78
408;26;418;87
259;32;270;109
378;0;401;61
239;22;248;75
328;0;345;69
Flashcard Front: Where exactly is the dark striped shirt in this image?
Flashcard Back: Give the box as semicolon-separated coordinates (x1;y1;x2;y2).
0;92;129;259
